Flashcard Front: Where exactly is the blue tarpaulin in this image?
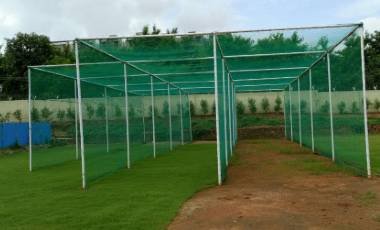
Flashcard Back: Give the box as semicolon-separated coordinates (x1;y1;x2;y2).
0;122;51;149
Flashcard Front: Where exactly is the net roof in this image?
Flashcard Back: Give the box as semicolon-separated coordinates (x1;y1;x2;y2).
31;23;361;94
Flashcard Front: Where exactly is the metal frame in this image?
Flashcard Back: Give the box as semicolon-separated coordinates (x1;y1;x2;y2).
289;85;294;141
326;53;335;161
150;76;156;158
74;80;79;160
309;70;315;152
28;68;32;172
104;88;110;153
167;84;173;150
124;64;131;168
297;78;302;146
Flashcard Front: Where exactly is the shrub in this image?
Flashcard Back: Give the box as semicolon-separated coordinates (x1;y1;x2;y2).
200;100;209;115
41;107;53;120
162;101;169;117
337;101;346;114
212;101;216;115
351;101;360;114
114;104;122;118
274;96;282;112
96;103;105;118
237;101;245;116
3;112;11;122
66;107;75;120
248;98;257;114
300;100;307;113
31;107;40;121
57;110;66;121
319;101;329;113
149;105;159;117
190;101;195;116
261;98;270;113
374;99;380;112
13;109;22;122
86;104;95;119
129;105;136;119
366;99;372;109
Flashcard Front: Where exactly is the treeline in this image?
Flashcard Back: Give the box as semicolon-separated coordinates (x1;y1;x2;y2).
0;26;379;100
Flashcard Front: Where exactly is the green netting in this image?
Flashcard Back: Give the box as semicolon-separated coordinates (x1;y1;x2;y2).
299;72;312;148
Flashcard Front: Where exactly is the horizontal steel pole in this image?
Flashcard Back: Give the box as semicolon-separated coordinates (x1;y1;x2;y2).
230;67;308;73
128;56;213;63
236;83;289;88
224;50;325;59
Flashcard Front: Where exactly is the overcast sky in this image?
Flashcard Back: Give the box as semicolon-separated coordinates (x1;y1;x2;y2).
0;0;380;45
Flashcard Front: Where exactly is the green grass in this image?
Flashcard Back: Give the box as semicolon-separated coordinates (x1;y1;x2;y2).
0;143;217;230
370;135;380;175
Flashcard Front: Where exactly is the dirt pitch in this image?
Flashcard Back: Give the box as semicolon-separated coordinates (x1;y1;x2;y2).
169;139;380;230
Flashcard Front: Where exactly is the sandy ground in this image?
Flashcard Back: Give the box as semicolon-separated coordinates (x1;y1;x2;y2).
169;139;380;230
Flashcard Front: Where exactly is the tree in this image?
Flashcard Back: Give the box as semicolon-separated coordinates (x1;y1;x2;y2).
337;101;346;114
374;99;380;112
3;33;54;99
274;96;282;113
236;101;245;116
31;107;40;121
86;104;95;119
365;31;380;89
200;100;209;115
41;107;53;120
13;109;22;122
96;103;105;118
261;98;270;113
114;104;122;118
248;98;257;114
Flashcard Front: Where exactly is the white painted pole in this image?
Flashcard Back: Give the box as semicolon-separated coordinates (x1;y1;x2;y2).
167;84;173;150
142;106;146;144
74;80;79;160
188;94;193;142
75;40;86;189
179;90;184;145
309;70;315;152
327;53;335;161
104;88;109;153
28;68;32;172
123;64;130;168
360;27;372;178
213;34;222;185
289;85;293;141
150;76;156;158
283;91;287;138
227;74;233;155
222;59;228;165
297;78;302;146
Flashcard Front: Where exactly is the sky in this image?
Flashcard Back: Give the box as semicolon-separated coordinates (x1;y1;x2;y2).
0;0;379;45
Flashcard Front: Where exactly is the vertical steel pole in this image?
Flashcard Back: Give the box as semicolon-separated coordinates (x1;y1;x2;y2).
327;53;335;161
289;85;293;141
213;34;222;185
227;74;233;154
360;27;372;178
179;90;184;145
188;94;193;142
123;64;130;168
297;78;302;146
75;40;86;189
309;70;315;152
28;68;32;172
150;76;156;158
283;91;287;138
222;59;228;165
167;84;173;150
104;87;109;153
142;106;146;144
74;80;79;160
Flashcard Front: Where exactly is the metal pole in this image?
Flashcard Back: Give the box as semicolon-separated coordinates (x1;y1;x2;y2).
142;106;146;144
75;40;86;189
179;90;184;145
104;88;109;153
283;91;287;138
222;59;228;165
309;70;315;152
327;53;335;161
150;76;156;158
213;34;222;185
167;84;173;150
289;85;293;141
74;80;79;160
28;68;32;172
123;64;130;168
188;94;193;142
227;74;233;155
297;78;302;146
360;27;371;178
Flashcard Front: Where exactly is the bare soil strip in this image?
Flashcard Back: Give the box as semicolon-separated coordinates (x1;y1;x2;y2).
169;139;380;230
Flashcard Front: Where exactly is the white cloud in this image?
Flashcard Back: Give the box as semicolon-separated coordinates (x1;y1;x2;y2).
362;17;380;33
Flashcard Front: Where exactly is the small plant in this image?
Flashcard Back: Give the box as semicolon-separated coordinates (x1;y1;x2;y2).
31;107;40;121
274;96;282;113
261;97;270;113
237;101;245;116
56;110;66;121
162;101;169;117
248;98;257;114
149;105;159;117
13;109;22;122
366;99;372;109
190;101;195;116
96;103;105;118
351;101;360;114
319;100;329;113
337;101;346;114
374;99;380;112
66;107;75;120
200;100;209;115
41;107;53;121
86;104;95;119
114;104;122;118
3;112;11;122
300;100;307;113
129;105;135;119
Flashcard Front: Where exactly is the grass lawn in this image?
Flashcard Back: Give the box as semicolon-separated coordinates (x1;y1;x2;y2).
370;134;380;175
0;143;217;230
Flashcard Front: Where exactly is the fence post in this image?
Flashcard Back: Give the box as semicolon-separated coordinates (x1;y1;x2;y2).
327;53;335;161
28;68;32;172
123;64;130;168
298;78;302;146
150;76;156;158
167;84;173;150
309;70;315;152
